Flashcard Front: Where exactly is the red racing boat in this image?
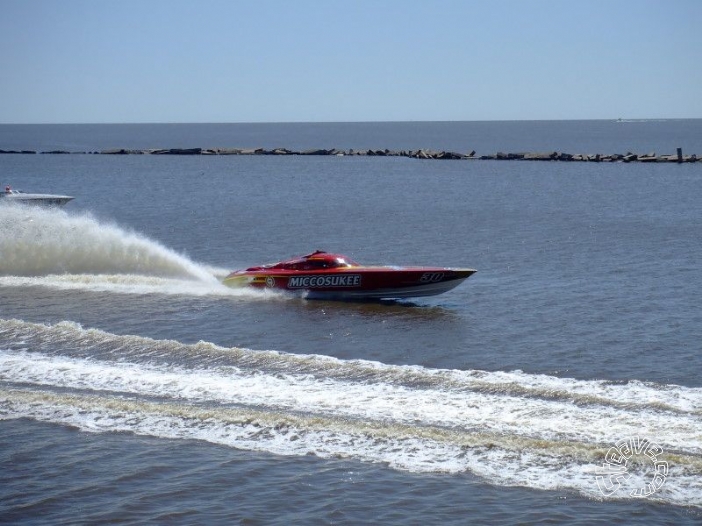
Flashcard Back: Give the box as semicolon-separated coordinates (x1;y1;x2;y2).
222;250;476;300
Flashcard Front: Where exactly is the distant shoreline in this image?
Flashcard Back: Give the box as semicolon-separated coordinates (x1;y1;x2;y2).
1;147;699;163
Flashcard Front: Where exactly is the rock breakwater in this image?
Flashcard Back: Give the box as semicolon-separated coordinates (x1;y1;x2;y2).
1;147;699;163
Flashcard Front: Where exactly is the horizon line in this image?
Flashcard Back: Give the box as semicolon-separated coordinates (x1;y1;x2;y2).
1;117;701;126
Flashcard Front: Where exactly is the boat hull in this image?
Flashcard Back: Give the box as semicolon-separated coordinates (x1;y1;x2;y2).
1;193;74;206
223;267;476;300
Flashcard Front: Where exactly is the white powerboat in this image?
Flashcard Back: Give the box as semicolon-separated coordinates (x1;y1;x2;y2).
1;186;74;207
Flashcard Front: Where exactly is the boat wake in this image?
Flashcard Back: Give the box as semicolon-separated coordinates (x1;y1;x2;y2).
0;273;278;299
0;204;274;299
0;204;218;280
1;318;701;507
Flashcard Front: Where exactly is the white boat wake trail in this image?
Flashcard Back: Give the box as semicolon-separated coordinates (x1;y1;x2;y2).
0;204;272;299
1;319;701;507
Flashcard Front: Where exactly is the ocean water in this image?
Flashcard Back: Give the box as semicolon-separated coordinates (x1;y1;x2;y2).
1;121;701;524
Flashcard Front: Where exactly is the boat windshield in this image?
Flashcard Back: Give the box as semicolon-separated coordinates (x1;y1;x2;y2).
333;257;358;267
271;255;357;271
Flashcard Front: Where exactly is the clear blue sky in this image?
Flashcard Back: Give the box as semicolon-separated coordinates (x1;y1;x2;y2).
1;0;700;123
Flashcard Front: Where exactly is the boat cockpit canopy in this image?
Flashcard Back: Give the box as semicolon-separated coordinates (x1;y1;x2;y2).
247;251;359;271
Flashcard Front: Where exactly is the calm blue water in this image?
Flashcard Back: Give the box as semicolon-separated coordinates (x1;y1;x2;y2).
1;121;701;524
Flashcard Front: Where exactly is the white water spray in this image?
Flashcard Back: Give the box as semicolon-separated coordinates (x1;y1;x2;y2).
0;205;217;282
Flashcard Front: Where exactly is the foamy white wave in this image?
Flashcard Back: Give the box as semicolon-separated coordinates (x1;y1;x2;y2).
0;205;218;282
2;319;702;506
1;348;701;455
2;388;701;508
2;318;701;416
446;369;702;415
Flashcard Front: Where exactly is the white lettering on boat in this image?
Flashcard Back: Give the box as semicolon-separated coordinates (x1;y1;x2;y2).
288;275;362;288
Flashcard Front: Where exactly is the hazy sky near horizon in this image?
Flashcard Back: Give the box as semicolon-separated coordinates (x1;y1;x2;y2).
1;0;700;123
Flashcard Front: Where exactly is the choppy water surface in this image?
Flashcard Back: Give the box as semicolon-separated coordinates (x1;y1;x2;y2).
1;122;702;524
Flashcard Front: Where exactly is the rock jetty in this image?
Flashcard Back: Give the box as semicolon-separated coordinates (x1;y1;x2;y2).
1;147;699;163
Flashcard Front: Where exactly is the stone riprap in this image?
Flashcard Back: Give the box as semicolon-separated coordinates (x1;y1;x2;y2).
1;148;699;162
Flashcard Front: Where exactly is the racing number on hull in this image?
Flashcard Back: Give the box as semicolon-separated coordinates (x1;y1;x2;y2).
419;272;445;283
